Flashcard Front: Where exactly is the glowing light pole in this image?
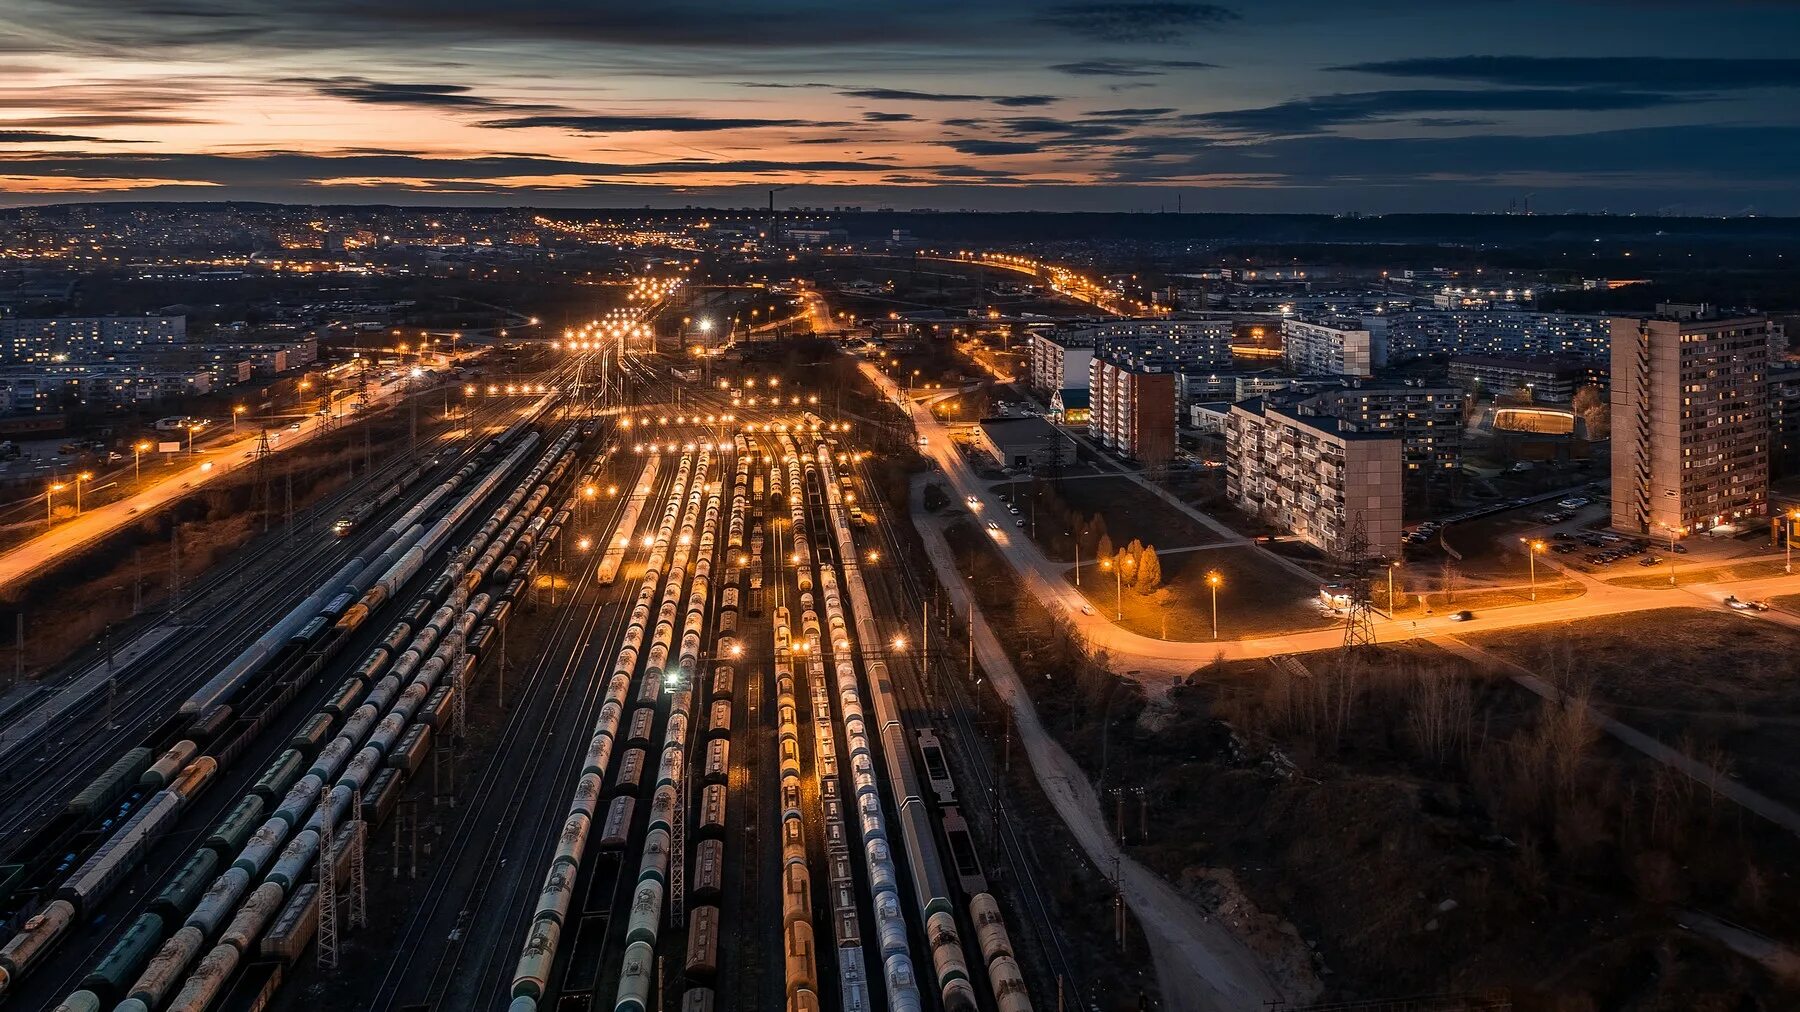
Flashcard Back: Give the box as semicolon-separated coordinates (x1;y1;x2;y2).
47;481;64;527
1521;538;1546;600
1787;509;1799;574
1206;570;1222;640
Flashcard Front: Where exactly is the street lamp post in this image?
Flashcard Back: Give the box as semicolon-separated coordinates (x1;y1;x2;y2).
1787;510;1799;575
74;471;93;516
47;482;63;527
1664;524;1685;586
1206;570;1222;640
232;404;245;434
134;441;150;481
1387;561;1400;615
1521;538;1545;600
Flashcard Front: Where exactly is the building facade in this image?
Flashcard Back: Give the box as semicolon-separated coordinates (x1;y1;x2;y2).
1282;318;1380;376
0;315;187;363
1226;398;1404;559
1447;354;1603;404
0;365;213;413
1088;357;1176;465
1610;314;1771;534
1026;331;1095;394
1299;385;1464;472
1375;310;1611;362
1769;365;1800;481
1075;318;1233;372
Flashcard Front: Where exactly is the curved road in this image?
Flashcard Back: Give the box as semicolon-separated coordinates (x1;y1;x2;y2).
868;361;1800;681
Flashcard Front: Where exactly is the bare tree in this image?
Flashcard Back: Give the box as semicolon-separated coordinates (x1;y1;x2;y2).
1406;665;1475;766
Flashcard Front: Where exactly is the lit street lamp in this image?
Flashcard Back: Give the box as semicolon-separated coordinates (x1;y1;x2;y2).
232;404;245;433
1787;509;1799;574
1661;524;1687;586
46;481;64;526
1387;560;1401;615
1100;556;1134;620
74;471;94;515
1206;570;1223;640
134;440;151;481
1521;538;1546;600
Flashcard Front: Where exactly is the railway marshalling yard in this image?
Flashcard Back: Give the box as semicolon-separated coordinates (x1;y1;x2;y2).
0;331;1089;1012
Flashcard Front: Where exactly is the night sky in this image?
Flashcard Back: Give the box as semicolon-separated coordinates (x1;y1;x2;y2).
2;0;1797;213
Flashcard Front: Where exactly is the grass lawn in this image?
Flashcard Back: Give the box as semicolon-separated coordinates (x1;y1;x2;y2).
1070;543;1333;641
1470;608;1800;808
999;474;1226;563
1384;577;1586;615
1601;556;1787;589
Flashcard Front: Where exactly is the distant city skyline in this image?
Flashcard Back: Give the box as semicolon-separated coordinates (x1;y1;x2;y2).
1;1;1797;213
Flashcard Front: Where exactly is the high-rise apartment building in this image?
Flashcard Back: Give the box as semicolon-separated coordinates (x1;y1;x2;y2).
1026;331;1095;394
1768;365;1800;481
1610;313;1770;534
1374;310;1611;362
1075;318;1234;372
1282;318;1381;376
1299;385;1464;472
1088;356;1175;465
1226;397;1404;559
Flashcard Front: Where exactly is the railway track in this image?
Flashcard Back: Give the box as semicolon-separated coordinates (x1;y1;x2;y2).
0;385;541;831
852;447;1084;1002
366;452;651;1011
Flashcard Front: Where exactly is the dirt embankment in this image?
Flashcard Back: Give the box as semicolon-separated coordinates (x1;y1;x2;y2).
945;518;1800;1010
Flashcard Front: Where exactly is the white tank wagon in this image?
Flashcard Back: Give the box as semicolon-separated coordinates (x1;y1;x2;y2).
812;438;1003;1012
512;450;710;1009
58;428;582;1012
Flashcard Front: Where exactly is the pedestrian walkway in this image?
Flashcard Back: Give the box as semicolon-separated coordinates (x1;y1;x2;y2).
914;480;1291;1011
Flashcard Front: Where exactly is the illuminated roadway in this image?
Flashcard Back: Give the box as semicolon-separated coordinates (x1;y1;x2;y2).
866;361;1800;680
0;374;413;591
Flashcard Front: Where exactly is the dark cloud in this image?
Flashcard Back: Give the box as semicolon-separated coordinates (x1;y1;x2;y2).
1332;56;1800;92
1099;124;1800;188
0;130;127;143
862;111;918;122
0;113;206;128
287;76;554;111
1411;117;1497;128
938;139;1039;155
1086;107;1177;116
935;165;1020;178
479;114;818;133
1185;88;1691;135
839;88;1056;107
1039;3;1238;42
1050;58;1216;77
0;150;902;187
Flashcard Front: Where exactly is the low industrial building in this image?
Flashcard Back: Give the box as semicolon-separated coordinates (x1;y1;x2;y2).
973;416;1071;470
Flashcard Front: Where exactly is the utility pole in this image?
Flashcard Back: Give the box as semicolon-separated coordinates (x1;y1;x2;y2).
318;794;338;969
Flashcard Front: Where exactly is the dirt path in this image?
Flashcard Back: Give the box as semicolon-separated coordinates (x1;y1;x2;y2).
913;478;1293;1011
